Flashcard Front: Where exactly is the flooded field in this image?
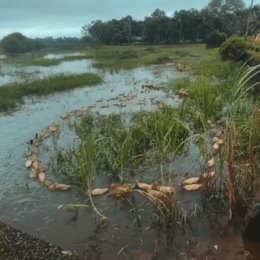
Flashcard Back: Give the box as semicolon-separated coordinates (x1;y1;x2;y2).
0;55;94;86
0;58;184;249
0;52;259;259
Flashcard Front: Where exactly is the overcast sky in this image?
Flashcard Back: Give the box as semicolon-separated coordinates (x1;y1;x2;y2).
0;0;253;39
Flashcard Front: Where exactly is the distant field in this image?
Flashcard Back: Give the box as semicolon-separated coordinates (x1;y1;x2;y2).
84;44;216;70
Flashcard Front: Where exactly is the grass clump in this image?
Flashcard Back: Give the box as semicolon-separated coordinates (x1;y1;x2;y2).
55;105;189;186
0;72;102;111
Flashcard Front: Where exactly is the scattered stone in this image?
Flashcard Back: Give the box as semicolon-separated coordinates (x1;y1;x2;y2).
38;172;46;183
213;143;219;151
135;181;152;191
25;160;32;168
183;184;202;191
91;188;109;196
49;124;60;132
178;89;189;97
182;177;200;185
201;171;216;179
217;139;224;145
54;183;71;191
207;158;215;168
32;161;39;171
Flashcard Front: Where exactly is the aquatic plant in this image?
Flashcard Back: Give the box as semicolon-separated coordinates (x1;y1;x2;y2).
0;72;102;111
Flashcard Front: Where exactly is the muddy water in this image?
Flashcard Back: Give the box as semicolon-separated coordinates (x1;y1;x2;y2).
0;62;186;250
1;59;259;258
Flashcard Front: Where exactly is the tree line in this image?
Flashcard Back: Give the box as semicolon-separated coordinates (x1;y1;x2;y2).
0;33;83;54
82;0;260;45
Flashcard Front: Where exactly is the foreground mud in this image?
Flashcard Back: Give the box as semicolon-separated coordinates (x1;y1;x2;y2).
0;223;80;260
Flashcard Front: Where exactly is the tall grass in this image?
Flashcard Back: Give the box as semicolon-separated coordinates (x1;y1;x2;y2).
0;72;102;111
55;105;189;186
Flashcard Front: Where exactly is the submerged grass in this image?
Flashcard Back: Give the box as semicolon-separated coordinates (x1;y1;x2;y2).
55;105;189;185
49;44;260;240
0;72;102;111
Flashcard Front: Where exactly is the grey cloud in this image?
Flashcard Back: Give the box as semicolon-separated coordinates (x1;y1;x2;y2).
0;0;252;38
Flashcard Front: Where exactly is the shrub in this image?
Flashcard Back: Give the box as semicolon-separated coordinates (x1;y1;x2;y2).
206;30;227;48
219;36;249;62
0;32;42;54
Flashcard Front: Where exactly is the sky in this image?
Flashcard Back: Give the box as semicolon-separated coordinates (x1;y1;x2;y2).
0;0;253;39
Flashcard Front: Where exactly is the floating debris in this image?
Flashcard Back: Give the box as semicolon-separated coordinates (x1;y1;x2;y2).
207;158;215;168
135;181;152;191
217;139;224;145
54;183;71;191
201;171;216;179
38;172;46;183
213;136;219;143
25;160;32;168
91;188;109;196
178;89;189;97
182;177;200;185
213;143;219;151
175;63;192;72
183;183;202;191
91;181;175;201
48;124;60;132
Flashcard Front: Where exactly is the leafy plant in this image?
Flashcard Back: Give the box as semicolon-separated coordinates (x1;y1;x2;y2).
219;36;249;62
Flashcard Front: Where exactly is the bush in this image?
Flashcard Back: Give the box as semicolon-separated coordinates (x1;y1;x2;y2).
206;30;227;48
219;37;249;62
0;32;42;54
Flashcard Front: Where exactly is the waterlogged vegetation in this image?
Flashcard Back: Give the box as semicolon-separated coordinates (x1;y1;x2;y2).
50;41;260;253
86;44;210;70
55;105;189;184
0;39;259;257
0;72;102;110
0;44;211;111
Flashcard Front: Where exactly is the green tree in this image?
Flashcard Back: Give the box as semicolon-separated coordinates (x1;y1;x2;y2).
206;30;227;48
1;32;37;54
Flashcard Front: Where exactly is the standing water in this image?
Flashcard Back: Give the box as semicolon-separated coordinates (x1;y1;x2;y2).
0;58;187;250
